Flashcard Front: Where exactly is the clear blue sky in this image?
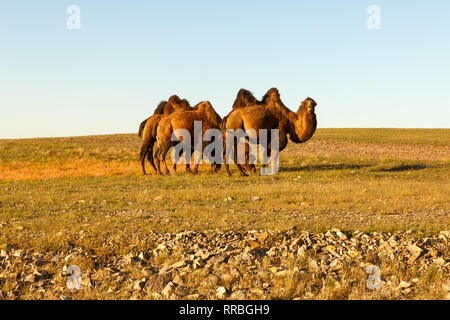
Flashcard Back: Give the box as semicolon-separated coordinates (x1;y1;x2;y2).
1;1;449;138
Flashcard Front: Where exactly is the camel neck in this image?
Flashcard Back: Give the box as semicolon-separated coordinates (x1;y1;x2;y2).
288;110;317;143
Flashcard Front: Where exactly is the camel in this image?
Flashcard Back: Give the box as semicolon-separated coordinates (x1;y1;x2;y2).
139;95;191;175
220;88;266;174
153;101;222;175
224;88;317;176
138;101;167;138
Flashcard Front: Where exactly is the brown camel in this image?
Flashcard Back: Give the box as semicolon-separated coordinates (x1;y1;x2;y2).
138;101;167;138
220;88;266;174
139;95;191;175
153;101;222;175
224;88;317;176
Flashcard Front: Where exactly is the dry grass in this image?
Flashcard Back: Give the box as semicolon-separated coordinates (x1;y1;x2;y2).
0;128;449;299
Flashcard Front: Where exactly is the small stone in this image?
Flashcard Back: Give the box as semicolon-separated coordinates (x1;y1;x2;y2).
407;244;424;263
152;292;162;300
258;231;269;243
275;270;289;277
267;247;277;257
308;259;320;272
34;259;47;267
13;250;23;258
64;253;74;262
329;259;343;271
159;266;173;275
24;274;36;283
161;281;175;297
157;243;167;251
206;274;220;286
124;254;139;265
216;286;227;299
230;290;246;299
172;274;185;286
249;196;261;201
138;252;149;261
222;244;234;252
336;231;347;240
133;279;147;291
347;250;360;258
398;281;411;289
172;260;188;269
250;288;264;295
82;276;92;287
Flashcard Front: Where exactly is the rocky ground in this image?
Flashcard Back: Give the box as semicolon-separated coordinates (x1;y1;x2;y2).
1;228;449;300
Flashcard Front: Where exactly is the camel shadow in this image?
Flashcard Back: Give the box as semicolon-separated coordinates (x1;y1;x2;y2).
279;164;371;172
378;164;427;172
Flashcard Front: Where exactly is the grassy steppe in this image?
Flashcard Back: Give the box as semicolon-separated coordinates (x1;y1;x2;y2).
0;128;449;251
0;129;449;300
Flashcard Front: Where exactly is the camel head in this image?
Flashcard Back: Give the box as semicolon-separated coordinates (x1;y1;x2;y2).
298;97;317;116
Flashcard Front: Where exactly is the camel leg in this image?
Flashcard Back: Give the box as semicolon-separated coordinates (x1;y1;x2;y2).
172;149;180;172
161;150;170;175
244;146;256;174
154;141;171;175
139;144;148;175
225;163;232;176
153;143;163;175
147;141;156;174
234;141;248;177
223;140;232;177
211;163;220;173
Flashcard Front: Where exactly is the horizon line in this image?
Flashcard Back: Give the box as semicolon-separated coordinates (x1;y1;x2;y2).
1;127;449;141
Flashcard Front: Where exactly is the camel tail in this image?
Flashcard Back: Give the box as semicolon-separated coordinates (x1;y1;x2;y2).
138;119;147;138
140;143;149;162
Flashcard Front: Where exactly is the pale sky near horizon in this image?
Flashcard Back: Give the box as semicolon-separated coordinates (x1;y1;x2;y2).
1;1;449;139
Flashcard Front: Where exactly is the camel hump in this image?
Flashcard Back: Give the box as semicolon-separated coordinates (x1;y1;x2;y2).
192;100;212;110
180;99;191;109
153;101;167;115
167;95;181;104
262;87;281;102
232;88;259;109
200;100;212;108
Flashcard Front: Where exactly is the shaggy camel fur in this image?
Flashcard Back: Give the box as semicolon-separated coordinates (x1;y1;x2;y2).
220;88;267;174
153;101;222;175
224;89;317;176
138;101;167;138
139;95;191;175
